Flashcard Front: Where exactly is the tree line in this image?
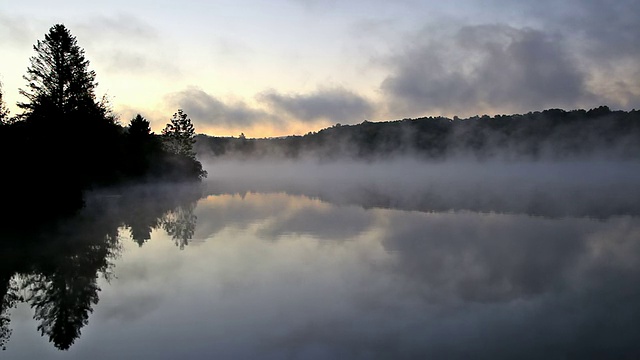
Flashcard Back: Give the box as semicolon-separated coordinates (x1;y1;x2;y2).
0;24;206;218
196;106;640;161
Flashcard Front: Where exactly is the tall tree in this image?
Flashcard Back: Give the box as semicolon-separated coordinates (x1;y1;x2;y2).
128;114;152;140
160;109;207;180
162;109;197;158
124;114;158;178
18;24;102;120
15;24;122;190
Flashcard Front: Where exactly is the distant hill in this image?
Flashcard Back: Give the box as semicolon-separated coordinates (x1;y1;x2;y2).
196;106;640;160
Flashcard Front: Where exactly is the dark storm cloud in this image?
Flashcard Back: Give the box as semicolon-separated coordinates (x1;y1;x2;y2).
169;88;279;129
381;24;593;116
259;88;375;123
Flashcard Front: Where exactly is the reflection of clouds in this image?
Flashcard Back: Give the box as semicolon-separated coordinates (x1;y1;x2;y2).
12;191;637;359
380;211;594;302
257;206;640;359
193;193;298;240
257;204;373;240
195;193;374;241
193;190;640;307
189;193;640;358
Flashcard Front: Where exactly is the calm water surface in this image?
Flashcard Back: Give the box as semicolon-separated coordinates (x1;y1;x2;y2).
2;161;640;359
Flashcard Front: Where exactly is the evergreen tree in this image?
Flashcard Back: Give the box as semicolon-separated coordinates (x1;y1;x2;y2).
161;110;207;180
18;24;102;120
15;24;122;191
125;114;158;178
162;109;196;158
128;114;152;139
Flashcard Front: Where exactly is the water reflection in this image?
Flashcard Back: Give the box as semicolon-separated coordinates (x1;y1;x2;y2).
205;160;640;218
188;192;640;359
2;166;640;358
0;184;202;351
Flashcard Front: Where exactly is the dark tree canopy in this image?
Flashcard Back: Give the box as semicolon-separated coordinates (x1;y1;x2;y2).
196;107;640;161
123;114;158;178
129;114;152;139
0;25;206;219
18;24;101;120
0;81;9;125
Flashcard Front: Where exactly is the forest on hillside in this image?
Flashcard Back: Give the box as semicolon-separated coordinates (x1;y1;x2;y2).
196;106;640;161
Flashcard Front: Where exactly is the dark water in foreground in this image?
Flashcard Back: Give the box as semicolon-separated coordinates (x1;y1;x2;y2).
2;161;640;359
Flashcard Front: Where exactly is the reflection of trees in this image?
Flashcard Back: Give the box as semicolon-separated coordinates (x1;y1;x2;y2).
26;273;99;350
0;183;203;351
0;276;20;351
162;203;197;250
22;231;118;350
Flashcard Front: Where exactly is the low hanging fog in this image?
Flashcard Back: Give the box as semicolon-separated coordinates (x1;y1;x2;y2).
202;158;640;218
196;107;640;218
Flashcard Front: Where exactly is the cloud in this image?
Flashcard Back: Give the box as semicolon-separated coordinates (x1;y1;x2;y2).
165;86;377;135
168;87;279;129
68;15;182;76
259;88;375;123
73;14;158;42
476;0;640;109
574;0;640;58
558;0;640;107
381;24;593;117
508;0;640;59
0;14;38;47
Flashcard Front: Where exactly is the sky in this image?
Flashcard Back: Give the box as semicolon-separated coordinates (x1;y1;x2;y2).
1;0;639;137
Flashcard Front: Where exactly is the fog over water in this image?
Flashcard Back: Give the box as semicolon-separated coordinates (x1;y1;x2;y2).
3;158;640;359
204;158;640;218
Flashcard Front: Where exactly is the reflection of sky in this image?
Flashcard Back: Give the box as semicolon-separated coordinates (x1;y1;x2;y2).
5;192;640;359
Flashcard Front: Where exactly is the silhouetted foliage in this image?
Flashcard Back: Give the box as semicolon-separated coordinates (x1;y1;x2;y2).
0;25;205;219
0;81;10;125
159;110;207;181
123;114;158;178
18;24;101;121
196;107;640;161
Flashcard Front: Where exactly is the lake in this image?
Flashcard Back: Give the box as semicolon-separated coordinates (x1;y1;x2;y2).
2;160;640;359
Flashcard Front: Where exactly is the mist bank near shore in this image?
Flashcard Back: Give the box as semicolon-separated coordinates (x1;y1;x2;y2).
196;107;640;161
203;159;640;218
